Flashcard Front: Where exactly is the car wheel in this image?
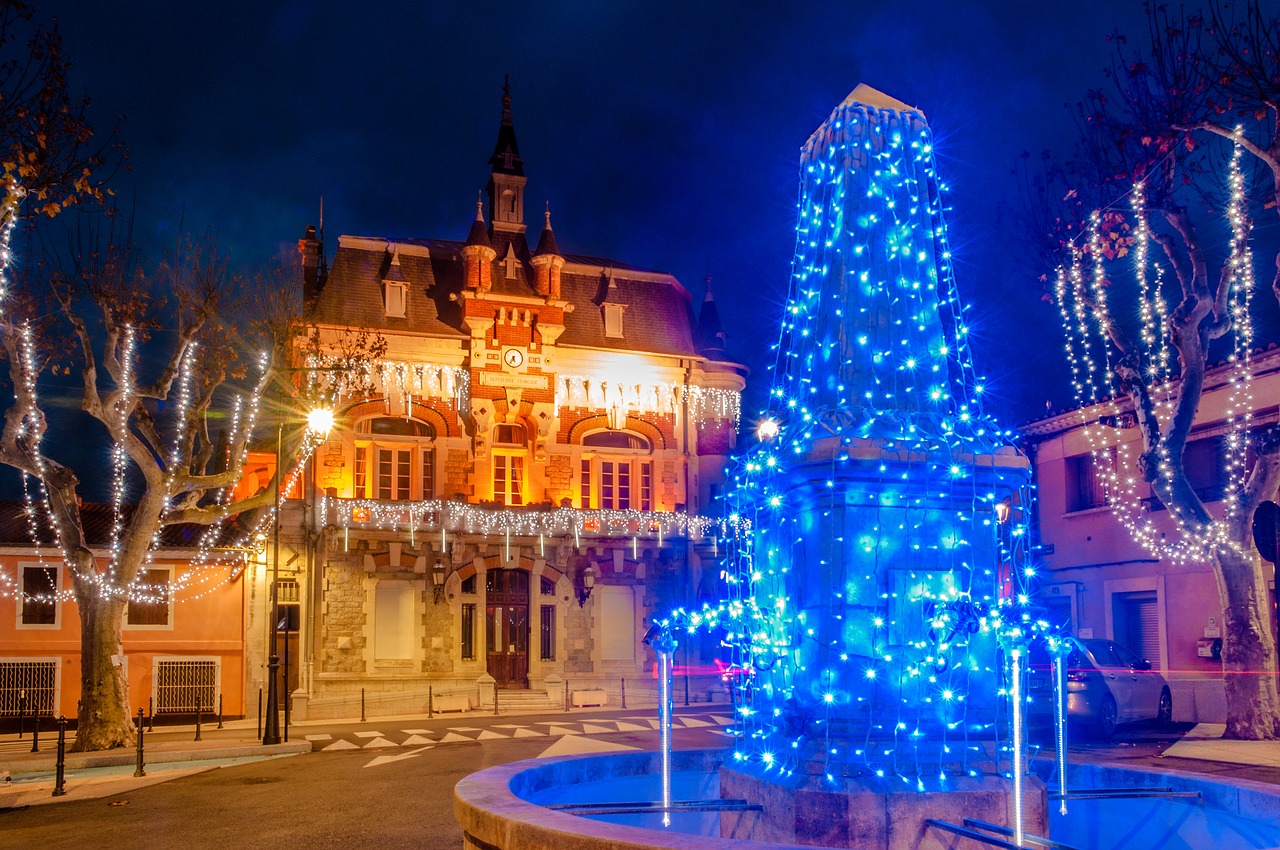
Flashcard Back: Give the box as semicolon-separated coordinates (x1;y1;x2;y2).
1096;694;1118;740
1157;688;1173;726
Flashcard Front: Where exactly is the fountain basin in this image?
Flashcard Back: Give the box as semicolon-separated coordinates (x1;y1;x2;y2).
456;749;1280;850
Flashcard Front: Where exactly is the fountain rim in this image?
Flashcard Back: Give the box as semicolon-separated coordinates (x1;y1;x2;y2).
453;748;798;850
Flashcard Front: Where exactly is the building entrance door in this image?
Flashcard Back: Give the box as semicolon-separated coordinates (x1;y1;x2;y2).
486;569;529;688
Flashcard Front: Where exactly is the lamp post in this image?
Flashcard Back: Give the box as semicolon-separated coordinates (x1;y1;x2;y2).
264;406;333;746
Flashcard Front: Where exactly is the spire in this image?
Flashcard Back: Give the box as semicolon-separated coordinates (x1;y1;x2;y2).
696;275;727;359
465;193;492;248
534;202;559;256
489;74;524;177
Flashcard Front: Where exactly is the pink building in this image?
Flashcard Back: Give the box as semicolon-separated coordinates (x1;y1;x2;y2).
0;503;247;723
1024;347;1280;723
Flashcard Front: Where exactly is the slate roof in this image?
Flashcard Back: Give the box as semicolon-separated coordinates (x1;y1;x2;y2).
308;229;701;357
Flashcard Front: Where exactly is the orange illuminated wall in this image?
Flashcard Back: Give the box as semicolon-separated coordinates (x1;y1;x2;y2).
0;552;248;719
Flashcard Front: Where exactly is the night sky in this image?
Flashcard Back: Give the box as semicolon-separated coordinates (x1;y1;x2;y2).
39;0;1156;431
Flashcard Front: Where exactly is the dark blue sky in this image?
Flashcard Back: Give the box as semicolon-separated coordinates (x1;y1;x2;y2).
41;0;1153;428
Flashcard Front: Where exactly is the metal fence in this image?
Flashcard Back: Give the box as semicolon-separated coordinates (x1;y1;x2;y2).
155;659;218;712
0;660;57;715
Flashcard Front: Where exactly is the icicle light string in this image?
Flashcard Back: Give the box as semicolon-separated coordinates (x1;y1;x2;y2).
1054;130;1258;564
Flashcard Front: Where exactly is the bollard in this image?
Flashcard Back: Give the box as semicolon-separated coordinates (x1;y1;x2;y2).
428;686;433;719
564;680;570;712
257;688;262;739
493;686;499;717
29;713;38;753
194;703;202;742
621;678;627;709
284;690;290;743
148;697;155;733
361;688;366;723
217;694;224;730
17;692;25;739
52;717;67;796
134;708;146;777
685;672;690;706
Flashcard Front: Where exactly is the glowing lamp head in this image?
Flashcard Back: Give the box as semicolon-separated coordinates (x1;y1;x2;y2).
756;418;780;442
306;407;335;436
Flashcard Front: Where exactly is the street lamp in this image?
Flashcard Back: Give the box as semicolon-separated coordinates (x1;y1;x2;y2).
577;564;597;607
264;406;333;746
432;563;447;604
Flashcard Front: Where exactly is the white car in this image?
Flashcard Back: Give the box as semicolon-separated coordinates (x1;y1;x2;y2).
1028;637;1172;739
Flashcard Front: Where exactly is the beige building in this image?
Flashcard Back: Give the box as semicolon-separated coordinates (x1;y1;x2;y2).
261;84;745;719
1024;346;1280;722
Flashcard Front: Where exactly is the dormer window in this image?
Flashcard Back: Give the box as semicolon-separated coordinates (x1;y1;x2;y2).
502;243;521;280
603;303;626;338
384;281;407;318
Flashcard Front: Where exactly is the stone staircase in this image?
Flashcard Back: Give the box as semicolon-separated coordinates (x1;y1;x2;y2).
492;688;559;714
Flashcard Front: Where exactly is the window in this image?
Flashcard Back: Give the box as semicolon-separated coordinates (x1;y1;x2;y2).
377;448;411;499
579;430;654;510
355;446;368;496
540;576;555;596
0;660;57;716
603;303;626;338
354;417;436;500
493;454;525;505
540;605;556;660
461;575;476;594
1065;451;1111;512
1184;437;1226;503
493;423;527;445
492;422;528;506
20;566;58;627
126;567;171;627
461;603;476;660
384;281;407;318
154;658;219;713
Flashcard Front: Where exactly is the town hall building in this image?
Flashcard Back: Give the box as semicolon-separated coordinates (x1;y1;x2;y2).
260;82;746;718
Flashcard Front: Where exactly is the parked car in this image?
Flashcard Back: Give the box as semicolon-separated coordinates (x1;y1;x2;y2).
1026;637;1172;739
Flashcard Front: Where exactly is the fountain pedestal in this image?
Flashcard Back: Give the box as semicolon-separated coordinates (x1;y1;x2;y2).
720;767;1047;849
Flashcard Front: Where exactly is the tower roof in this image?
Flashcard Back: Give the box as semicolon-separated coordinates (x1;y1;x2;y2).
489;75;524;177
696;275;727;359
534;205;560;256
465;196;492;248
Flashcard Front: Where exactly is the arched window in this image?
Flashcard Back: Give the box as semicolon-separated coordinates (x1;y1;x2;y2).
579;429;654;511
354;416;437;501
492;422;529;506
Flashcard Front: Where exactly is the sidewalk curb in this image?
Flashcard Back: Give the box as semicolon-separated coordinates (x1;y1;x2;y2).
5;740;312;776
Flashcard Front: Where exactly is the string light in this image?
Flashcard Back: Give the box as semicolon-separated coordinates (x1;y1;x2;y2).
1053;130;1257;564
683;93;1040;787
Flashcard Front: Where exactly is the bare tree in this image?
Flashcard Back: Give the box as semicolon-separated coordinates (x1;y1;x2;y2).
1039;1;1280;739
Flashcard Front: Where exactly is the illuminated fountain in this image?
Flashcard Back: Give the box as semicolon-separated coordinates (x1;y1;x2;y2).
456;85;1047;850
698;83;1042;848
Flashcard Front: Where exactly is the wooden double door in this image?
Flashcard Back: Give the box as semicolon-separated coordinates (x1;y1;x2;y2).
486;569;529;688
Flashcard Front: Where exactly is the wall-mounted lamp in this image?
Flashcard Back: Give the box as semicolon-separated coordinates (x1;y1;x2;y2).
432;563;448;604
577;565;597;607
995;497;1012;524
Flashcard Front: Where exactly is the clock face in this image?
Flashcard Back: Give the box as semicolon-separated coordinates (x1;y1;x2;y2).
503;348;525;368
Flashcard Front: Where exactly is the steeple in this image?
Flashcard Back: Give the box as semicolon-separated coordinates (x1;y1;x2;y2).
696;275;727;359
461;195;497;291
487;75;527;235
530;204;564;299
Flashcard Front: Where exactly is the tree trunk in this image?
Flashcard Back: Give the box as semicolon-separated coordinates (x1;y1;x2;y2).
1216;545;1280;739
72;594;136;752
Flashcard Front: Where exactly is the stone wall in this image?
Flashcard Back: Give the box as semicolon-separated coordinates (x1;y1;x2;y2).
544;454;573;506
443;448;473;499
322;559;367;674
